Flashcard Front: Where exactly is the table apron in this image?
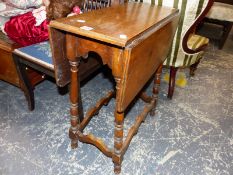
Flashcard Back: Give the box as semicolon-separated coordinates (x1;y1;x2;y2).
65;18;178;112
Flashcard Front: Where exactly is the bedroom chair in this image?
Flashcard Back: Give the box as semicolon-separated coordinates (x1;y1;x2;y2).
200;0;233;49
136;0;214;98
13;0;117;111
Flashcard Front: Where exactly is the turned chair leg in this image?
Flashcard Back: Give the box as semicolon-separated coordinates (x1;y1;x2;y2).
190;59;201;76
167;66;178;99
13;54;35;111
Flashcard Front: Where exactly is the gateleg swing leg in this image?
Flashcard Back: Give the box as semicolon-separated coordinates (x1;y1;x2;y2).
150;64;163;116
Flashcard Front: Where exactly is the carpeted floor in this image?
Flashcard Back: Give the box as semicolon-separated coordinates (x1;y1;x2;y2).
0;29;233;174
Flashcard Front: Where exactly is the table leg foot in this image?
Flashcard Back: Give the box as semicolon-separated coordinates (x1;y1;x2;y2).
71;139;78;149
114;164;121;174
150;109;155;116
69;129;78;149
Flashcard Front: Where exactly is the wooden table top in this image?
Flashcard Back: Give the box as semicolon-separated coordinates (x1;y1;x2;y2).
49;2;179;47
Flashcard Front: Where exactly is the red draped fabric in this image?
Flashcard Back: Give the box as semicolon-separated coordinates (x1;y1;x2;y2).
4;12;49;46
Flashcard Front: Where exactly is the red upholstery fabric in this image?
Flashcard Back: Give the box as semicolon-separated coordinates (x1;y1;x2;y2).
4;11;49;46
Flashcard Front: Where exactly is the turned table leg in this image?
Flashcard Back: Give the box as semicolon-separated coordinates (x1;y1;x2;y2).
69;60;82;149
66;34;82;149
150;64;163;116
113;111;124;174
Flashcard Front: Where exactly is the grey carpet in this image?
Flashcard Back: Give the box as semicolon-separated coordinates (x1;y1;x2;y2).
0;34;233;174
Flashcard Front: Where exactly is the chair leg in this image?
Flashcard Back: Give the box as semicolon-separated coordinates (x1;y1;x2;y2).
219;22;233;49
13;54;35;111
190;59;201;76
167;66;178;99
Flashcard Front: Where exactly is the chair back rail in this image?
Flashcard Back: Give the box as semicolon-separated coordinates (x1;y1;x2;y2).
83;0;125;11
83;0;110;11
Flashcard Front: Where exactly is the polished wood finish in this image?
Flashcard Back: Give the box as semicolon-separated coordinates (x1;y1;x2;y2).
51;3;178;47
49;2;179;173
48;0;123;87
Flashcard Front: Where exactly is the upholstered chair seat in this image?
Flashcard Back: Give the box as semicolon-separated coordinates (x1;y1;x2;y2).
166;34;209;68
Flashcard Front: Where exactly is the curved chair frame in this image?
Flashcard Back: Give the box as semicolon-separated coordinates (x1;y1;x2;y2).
182;0;214;54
